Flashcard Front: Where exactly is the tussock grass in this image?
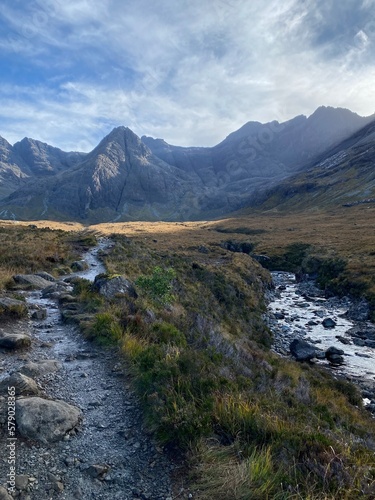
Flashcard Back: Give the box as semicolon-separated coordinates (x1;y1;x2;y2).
75;230;375;499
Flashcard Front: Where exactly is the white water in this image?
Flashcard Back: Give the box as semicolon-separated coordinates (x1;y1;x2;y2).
269;272;375;382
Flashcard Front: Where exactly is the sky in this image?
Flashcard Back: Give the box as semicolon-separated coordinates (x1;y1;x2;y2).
0;0;375;152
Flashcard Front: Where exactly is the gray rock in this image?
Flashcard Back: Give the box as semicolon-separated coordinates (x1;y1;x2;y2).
15;475;29;491
41;282;70;298
16;397;82;443
13;274;52;289
0;297;28;317
19;360;62;377
87;464;110;479
0;486;12;500
71;260;89;272
322;318;336;328
35;272;56;282
31;308;47;320
93;275;137;300
0;372;39;396
290;339;321;361
0;334;31;350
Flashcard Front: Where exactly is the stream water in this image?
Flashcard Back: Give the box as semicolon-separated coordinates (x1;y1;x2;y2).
0;238;173;500
268;272;375;399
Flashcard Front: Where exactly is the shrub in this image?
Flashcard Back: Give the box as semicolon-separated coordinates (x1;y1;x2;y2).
136;266;176;305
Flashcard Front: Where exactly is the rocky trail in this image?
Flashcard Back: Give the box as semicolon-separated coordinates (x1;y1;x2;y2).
0;239;173;500
268;271;375;411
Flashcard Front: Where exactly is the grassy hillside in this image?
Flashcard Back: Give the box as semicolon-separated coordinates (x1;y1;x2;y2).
2;216;375;498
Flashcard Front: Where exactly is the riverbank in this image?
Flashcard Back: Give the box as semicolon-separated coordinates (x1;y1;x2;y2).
268;271;375;412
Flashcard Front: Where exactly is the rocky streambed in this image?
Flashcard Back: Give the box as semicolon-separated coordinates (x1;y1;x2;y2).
0;238;173;500
268;271;375;411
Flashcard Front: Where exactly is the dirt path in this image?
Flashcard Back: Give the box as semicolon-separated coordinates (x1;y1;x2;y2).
0;239;173;499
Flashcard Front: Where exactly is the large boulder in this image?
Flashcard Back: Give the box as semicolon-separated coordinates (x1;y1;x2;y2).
13;274;52;289
0;334;31;350
0;372;39;396
15;397;82;443
19;360;62;378
93;275;137;300
41;282;71;298
35;272;56;282
290;339;322;362
0;297;28;318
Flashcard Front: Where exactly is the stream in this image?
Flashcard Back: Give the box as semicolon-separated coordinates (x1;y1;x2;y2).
0;238;173;500
268;271;375;407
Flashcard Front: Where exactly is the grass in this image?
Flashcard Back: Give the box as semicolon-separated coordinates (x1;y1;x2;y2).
2;215;375;498
70;228;375;499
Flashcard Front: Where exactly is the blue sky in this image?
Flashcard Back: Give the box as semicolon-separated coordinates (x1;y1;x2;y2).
1;0;375;151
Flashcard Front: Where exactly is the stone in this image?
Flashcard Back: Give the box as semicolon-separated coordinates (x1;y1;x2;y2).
0;297;28;317
290;339;321;362
41;282;70;298
87;464;110;479
0;372;39;396
274;312;285;320
16;397;82;443
35;272;56;282
19;360;62;378
325;347;345;365
0;486;12;500
13;274;52;289
322;318;336;328
15;475;29;491
93;275;137;300
335;335;351;345
0;334;31;350
71;260;89;272
31;308;47;320
326;354;345;365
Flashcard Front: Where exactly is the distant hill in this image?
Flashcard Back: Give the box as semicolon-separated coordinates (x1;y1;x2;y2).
0;106;373;222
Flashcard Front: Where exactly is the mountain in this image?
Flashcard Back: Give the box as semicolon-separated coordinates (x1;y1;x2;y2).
0;106;374;222
13;138;86;176
143;106;373;188
0;136;31;200
246;117;375;211
1;127;211;222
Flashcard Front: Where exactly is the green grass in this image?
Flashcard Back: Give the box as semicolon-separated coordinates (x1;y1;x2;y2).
73;233;375;499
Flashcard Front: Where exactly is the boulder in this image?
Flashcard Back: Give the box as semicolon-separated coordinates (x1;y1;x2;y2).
31;308;47;320
93;275;137;300
15;397;82;443
0;334;31;350
322;318;336;328
13;274;52;289
0;372;39;396
325;346;345;365
35;272;56;282
41;282;70;298
19;360;62;378
0;297;28;318
0;486;12;500
290;339;321;361
71;260;89;272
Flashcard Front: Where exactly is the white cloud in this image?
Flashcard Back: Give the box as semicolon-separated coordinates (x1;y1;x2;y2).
0;0;374;150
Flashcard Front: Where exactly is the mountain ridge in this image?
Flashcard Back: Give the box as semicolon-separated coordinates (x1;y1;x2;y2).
1;106;374;222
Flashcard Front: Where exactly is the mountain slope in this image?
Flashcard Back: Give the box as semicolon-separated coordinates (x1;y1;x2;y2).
1;127;211;222
1;106;374;222
247;118;375;212
13;138;86;176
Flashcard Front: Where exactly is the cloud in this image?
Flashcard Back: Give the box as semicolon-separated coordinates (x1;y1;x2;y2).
0;0;375;150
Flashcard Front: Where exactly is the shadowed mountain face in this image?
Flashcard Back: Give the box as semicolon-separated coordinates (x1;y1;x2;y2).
246;118;375;212
0;106;374;222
